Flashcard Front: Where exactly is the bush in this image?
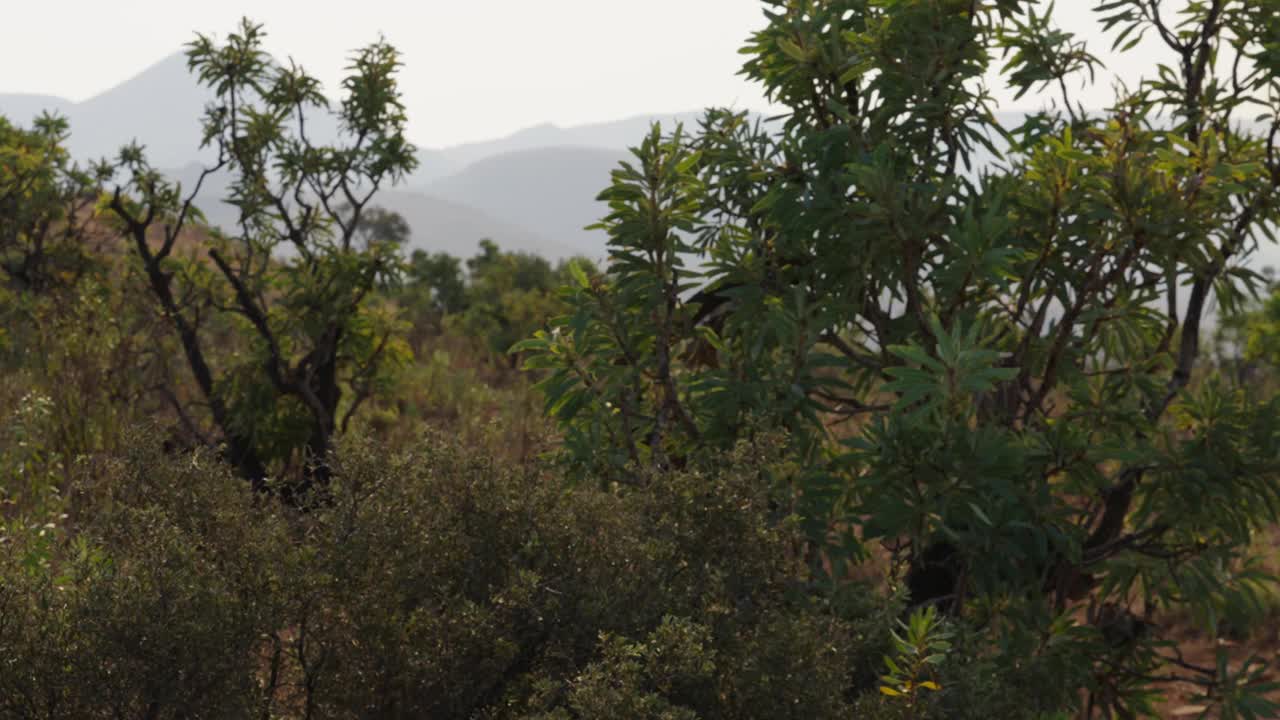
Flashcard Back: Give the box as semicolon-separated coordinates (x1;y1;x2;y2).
0;442;289;718
1;432;909;719
7;421;1130;719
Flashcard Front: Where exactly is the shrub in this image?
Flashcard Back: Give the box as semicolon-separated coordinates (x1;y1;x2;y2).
0;432;898;719
10;419;1139;719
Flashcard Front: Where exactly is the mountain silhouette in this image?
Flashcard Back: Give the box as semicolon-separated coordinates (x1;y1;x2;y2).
410;112;711;184
1;52;346;168
421;146;628;258
160;163;575;262
3;53;215;167
0;93;74;124
1;52;713;260
7;50;1274;273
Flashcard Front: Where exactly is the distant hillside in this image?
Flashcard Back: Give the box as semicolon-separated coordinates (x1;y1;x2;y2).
0;52;340;168
364;189;579;261
2;53;212;166
7;51;1275;273
0;93;74;124
421;146;628;258
160;164;576;262
0;53;709;261
410;112;711;184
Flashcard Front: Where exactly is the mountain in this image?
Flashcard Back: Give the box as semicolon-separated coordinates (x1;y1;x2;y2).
409;114;783;254
421;146;628;259
0;52;674;260
0;52;341;168
2;53;214;166
367;189;578;260
66;52;217;166
0;54;705;184
7;51;1276;274
0;93;74;124
161;164;575;262
411;112;711;184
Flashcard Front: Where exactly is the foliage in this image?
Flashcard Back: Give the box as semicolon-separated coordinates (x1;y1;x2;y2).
3;3;1280;717
523;1;1280;715
99;19;416;497
0;113;107;293
0;391;63;534
0;432;928;719
878;607;951;712
400;247;468;321
515;125;721;476
0;115;181;509
390;237;597;370
368;342;552;464
372;238;595;462
1241;283;1280;369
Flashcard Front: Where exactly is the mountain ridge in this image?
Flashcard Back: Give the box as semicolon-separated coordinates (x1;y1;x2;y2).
1;51;724;259
7;50;1276;273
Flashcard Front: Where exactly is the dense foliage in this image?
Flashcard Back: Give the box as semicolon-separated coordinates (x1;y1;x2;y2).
1;433;903;719
520;0;1280;715
2;2;1280;718
0;114;104;294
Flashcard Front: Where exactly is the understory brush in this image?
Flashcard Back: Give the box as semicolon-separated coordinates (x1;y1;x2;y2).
0;431;1076;719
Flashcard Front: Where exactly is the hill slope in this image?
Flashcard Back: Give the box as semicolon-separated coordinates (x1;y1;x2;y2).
10;52;1273;272
0;52;341;168
160;164;574;261
421;146;627;258
410;112;710;183
0;93;75;124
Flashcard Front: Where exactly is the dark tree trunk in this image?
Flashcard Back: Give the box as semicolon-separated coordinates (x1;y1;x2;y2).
289;332;342;504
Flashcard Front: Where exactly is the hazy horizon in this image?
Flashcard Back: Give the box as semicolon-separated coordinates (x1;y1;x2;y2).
2;1;1213;148
8;1;1272;272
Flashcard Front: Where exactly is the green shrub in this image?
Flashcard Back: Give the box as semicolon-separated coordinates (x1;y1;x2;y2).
0;432;893;719
0;442;289;718
1;426;1114;719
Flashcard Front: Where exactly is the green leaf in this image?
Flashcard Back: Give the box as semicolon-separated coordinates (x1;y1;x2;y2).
567;260;590;289
778;38;810;63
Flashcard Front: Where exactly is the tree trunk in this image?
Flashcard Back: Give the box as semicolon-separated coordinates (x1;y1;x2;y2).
290;335;342;504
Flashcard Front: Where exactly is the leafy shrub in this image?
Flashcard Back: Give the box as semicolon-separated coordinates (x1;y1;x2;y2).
2;428;1100;719
0;432;906;719
0;441;290;718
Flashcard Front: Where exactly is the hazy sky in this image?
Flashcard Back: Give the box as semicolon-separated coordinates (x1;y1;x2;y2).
1;1;1200;148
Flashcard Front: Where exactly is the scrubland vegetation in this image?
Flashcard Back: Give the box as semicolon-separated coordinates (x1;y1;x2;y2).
3;1;1280;717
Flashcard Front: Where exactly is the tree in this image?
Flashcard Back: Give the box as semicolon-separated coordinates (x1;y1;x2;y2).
102;19;416;499
453;238;594;361
399;247;468;322
0;113;106;293
521;1;1280;715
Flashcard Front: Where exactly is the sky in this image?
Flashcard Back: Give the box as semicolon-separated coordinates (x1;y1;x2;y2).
0;1;1208;148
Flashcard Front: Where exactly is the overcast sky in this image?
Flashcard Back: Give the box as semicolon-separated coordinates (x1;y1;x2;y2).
1;1;1202;148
